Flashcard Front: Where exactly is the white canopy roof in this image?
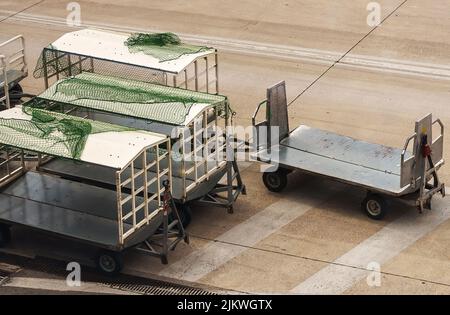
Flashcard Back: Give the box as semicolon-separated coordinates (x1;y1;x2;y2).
0;107;167;169
48;29;215;74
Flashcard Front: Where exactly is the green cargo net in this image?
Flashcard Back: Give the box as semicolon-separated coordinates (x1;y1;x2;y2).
0;107;133;160
124;32;210;62
33;45;80;79
37;72;230;125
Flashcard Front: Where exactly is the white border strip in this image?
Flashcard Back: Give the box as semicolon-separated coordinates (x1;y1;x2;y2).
291;195;450;294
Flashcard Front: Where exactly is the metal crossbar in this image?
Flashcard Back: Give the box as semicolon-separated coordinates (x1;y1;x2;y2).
0;146;26;186
169;52;219;94
116;139;171;244
0;56;9;109
39;47;219;94
0;36;27;109
179;106;227;198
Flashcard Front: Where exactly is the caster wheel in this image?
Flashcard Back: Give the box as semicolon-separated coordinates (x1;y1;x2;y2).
95;250;123;276
362;194;387;220
0;224;11;247
184;234;190;244
262;168;288;192
161;255;168;265
9;84;23;106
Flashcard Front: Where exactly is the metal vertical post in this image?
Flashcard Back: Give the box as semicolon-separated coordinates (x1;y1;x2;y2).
116;172;124;245
215;51;219;94
143;150;149;223
43;48;49;89
194;60;199;91
205;57;209;94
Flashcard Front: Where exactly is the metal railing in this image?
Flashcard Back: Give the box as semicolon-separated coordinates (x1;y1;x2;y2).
252;100;268;152
169;51;219;94
0;35;28;109
116;138;172;244
0;55;9;108
40;48;219;94
0;146;26;187
179;106;227;199
400;117;445;189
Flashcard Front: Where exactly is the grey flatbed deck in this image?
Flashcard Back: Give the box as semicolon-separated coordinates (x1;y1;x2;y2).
0;69;26;86
258;125;413;196
0;172;162;250
38;158;226;202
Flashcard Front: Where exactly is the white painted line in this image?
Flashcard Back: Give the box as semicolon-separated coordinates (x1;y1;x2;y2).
291;195;450;294
4;276;136;294
159;182;340;282
3;11;450;81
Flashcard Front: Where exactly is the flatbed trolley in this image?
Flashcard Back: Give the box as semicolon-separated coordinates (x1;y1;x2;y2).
0;35;28;109
0;107;187;274
252;82;445;219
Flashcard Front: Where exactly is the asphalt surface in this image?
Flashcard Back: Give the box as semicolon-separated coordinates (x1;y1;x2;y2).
0;1;450;294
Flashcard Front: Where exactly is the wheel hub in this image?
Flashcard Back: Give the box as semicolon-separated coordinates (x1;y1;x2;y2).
366;200;381;216
267;174;280;187
99;255;116;272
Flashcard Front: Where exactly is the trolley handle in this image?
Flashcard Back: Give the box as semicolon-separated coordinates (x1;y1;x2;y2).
432;118;444;138
0;55;11;110
401;133;416;159
0;35;25;49
252;100;267;127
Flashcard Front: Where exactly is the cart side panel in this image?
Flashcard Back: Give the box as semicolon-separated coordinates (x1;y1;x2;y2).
0;146;26;188
400;114;433;188
431;119;444;167
267;81;289;142
116;138;170;244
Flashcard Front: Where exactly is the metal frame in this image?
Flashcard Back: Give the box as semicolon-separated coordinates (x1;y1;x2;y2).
0;35;28;109
169;51;220;94
0;145;26;186
41;47;219;94
253;82;445;212
179;105;227;199
31;96;245;210
400;117;445;210
35;40;243;210
115;138;172;245
0;136;172;248
0;55;9;109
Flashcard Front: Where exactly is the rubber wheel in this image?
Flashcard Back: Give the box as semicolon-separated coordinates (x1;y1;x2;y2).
362;194;387;220
0;224;11;247
9;84;23;106
95;250;124;276
262;169;288;192
171;203;192;228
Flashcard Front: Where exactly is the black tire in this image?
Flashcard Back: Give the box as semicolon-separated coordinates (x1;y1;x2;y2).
171;203;192;228
262;169;288;192
95;250;124;276
0;224;11;247
362;194;387;220
9;84;23;106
